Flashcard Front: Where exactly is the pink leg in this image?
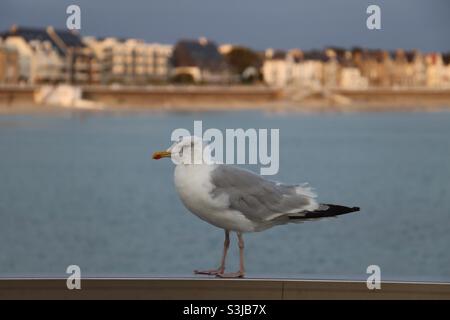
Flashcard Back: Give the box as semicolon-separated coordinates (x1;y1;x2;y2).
217;233;245;278
194;230;230;275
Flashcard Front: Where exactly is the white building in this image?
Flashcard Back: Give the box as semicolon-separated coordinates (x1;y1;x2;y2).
425;53;445;88
29;40;65;83
3;36;64;83
291;60;323;89
339;67;369;89
262;59;291;87
0;41;19;84
322;49;339;88
2;26;96;84
218;44;234;55
262;49;295;87
146;43;173;80
262;49;323;88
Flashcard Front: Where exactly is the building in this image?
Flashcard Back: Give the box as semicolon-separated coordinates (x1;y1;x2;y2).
83;36;119;83
338;51;368;89
322;49;339;88
410;50;427;87
171;38;231;83
391;49;414;87
262;49;325;88
339;67;368;89
262;49;292;87
352;49;394;88
1;27;64;83
442;53;450;88
425;52;445;88
84;37;172;84
0;41;19;84
293;51;324;89
1;25;96;84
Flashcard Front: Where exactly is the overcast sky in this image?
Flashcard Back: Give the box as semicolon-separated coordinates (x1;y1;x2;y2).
1;0;449;52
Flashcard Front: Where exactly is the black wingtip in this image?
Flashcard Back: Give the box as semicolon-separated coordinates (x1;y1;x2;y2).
322;204;360;215
288;204;360;220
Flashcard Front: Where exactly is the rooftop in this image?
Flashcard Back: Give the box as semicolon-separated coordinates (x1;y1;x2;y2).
172;38;228;71
1;25;85;56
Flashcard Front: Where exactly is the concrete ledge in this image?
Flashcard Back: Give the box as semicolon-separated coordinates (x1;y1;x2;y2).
0;278;449;300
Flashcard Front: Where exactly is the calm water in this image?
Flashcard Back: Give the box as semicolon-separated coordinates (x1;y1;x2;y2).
0;110;449;281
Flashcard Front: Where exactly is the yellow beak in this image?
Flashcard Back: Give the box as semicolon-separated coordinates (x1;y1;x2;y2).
152;150;171;160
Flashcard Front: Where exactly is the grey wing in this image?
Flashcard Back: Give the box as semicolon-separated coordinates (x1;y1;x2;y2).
210;165;318;222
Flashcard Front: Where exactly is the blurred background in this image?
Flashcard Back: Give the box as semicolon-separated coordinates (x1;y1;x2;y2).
0;0;449;281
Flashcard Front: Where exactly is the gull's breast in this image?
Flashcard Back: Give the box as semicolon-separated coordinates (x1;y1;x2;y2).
173;164;256;232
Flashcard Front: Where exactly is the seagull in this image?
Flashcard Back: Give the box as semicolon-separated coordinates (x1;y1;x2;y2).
152;136;359;278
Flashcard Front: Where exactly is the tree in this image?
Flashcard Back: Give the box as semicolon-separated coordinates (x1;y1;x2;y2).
225;47;262;82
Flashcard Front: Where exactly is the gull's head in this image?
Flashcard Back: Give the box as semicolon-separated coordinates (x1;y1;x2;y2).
152;136;211;165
